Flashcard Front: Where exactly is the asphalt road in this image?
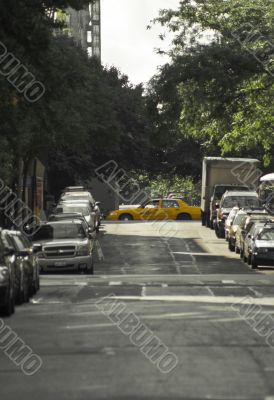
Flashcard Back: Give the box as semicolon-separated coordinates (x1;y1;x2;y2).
1;221;274;400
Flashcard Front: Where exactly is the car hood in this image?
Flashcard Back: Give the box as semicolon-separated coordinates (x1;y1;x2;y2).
33;239;88;247
255;240;274;248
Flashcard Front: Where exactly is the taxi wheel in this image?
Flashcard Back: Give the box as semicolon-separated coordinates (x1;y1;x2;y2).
177;213;192;221
119;214;133;221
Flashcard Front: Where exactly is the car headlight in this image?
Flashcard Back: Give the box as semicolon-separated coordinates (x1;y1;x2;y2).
0;267;9;283
77;246;89;256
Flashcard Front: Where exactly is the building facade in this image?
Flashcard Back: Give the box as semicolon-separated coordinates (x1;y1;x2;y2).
66;1;101;60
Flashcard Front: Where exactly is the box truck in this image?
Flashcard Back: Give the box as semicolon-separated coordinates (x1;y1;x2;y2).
201;157;261;227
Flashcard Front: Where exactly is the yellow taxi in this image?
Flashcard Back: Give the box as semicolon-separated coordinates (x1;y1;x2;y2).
106;198;201;221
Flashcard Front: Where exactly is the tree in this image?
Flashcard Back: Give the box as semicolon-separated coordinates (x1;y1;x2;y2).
148;0;274;170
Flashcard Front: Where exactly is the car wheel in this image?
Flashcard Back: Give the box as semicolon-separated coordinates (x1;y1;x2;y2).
247;254;251;265
251;255;258;269
228;240;235;252
215;226;224;238
2;285;15;316
119;214;134;221
177;213;192;221
235;246;240;254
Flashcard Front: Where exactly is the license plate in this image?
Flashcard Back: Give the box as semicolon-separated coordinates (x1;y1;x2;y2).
54;261;66;267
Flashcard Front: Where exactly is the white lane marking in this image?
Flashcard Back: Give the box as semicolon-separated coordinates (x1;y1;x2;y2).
140;312;206;320
141;286;146;297
31;299;65;304
112;295;274;306
109;281;122;286
161;283;168;288
63;323;115;329
172;251;203;255
164;239;181;275
103;347;115;356
248;286;263;298
206;286;215;296
207;317;247;323
222;280;235;284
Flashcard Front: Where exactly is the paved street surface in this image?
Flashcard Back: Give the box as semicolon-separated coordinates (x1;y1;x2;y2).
2;221;274;399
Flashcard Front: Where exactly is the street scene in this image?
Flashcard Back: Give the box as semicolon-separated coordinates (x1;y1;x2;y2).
2;220;274;399
0;0;274;399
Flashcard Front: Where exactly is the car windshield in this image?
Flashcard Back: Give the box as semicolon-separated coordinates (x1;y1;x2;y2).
32;224;86;240
222;196;259;208
233;213;247;226
258;229;274;240
214;186;247;200
56;205;90;215
62;195;90;201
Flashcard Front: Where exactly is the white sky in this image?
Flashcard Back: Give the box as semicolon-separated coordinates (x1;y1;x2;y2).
101;0;180;85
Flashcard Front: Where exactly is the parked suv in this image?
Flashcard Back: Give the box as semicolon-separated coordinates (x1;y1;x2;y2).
32;220;95;274
209;184;248;229
0;232;15;316
215;191;259;238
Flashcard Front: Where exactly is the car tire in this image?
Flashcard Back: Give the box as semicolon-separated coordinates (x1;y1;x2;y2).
119;214;134;221
247;254;251;265
2;285;15;316
228;240;235;252
251;255;258;269
215;226;224;238
235;246;240;254
177;213;192;221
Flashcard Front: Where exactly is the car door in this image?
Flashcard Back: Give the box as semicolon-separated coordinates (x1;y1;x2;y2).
11;235;33;296
139;200;161;220
161;200;180;220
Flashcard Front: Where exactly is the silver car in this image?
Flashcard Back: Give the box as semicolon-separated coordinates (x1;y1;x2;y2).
55;201;96;230
32;220;95;274
244;222;274;269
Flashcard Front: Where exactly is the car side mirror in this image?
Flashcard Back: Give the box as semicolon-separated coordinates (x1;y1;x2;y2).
247;234;251;239
95;201;101;206
215;204;220;209
4;246;15;256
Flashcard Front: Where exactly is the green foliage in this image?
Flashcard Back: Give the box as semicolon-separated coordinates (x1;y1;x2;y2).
149;0;274;169
0;1;152;190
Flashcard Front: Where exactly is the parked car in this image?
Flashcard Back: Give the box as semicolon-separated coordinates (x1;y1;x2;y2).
210;185;249;230
234;211;271;256
48;212;96;238
227;209;247;252
55;201;96;229
63;186;86;192
4;230;41;301
225;207;239;241
60;191;101;228
0;233;15;316
32;220;95;274
106;198;201;221
243;221;274;269
58;198;101;230
215;191;259;238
